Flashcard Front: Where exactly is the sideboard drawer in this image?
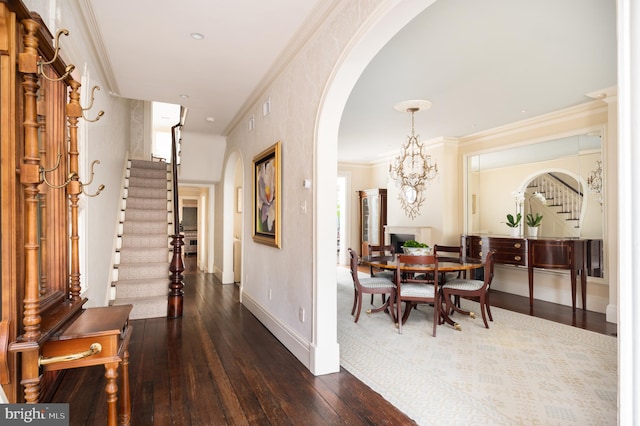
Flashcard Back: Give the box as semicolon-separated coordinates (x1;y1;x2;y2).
492;251;527;266
463;235;484;259
486;237;526;266
486;238;525;251
461;235;527;266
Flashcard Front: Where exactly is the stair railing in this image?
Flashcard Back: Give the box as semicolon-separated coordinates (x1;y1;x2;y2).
168;122;184;318
528;173;583;221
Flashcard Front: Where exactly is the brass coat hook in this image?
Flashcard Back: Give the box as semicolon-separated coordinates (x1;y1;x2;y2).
40;152;77;188
79;159;105;197
38;29;75;81
81;86;105;122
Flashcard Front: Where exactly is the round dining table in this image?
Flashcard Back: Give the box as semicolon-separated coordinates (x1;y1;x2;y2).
362;254;484;274
361;254;485;330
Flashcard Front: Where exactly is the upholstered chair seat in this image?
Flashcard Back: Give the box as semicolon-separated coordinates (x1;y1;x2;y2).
348;248;395;323
441;250;496;329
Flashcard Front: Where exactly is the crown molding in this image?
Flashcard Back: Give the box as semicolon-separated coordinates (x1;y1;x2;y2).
75;0;120;96
458;97;612;148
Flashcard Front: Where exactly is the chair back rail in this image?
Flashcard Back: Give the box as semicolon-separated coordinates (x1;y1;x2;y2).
394;254;440;336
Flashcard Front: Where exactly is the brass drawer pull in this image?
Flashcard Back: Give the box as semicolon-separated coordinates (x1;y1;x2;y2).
39;343;102;366
479;251;483;257
514;243;521;249
478;240;483;246
514;255;522;261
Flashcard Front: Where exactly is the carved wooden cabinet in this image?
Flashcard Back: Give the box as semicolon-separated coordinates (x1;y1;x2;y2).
0;3;134;420
462;235;587;311
358;189;387;256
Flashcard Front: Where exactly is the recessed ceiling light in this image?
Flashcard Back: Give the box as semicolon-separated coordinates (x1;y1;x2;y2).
190;33;204;40
205;117;215;123
521;109;527;113
179;94;189;99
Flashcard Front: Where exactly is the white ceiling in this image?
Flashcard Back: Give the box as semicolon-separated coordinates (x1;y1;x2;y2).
82;0;326;133
80;0;616;164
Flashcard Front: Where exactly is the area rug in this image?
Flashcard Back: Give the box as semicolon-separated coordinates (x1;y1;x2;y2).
337;267;617;425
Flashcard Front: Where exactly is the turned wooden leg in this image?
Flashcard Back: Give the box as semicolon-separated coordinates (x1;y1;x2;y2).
104;362;119;426
22;349;41;403
119;350;131;426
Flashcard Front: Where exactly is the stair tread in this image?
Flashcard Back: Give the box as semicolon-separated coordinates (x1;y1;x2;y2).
112;296;167;320
112;277;169;286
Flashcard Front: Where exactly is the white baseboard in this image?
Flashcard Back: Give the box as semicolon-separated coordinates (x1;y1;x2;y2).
606;303;618;324
242;292;311;369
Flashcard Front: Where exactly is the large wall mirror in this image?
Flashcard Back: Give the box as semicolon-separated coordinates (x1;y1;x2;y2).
465;130;604;277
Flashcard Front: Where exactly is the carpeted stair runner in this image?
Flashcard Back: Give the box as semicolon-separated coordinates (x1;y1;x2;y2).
111;159;171;319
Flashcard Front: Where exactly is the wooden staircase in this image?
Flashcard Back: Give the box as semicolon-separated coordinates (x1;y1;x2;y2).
527;173;582;229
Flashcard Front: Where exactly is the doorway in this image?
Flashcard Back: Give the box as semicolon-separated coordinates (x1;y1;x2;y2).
337;176;347;266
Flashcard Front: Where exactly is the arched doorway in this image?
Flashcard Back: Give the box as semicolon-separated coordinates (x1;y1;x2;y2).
222;151;244;291
312;0;437;374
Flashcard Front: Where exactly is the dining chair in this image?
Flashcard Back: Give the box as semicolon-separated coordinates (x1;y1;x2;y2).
367;244;396;304
347;248;396;323
392;254;440;336
434;244;465;309
441;250;496;328
433;244;464;280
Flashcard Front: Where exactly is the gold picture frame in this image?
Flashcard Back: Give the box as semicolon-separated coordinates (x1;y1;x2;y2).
252;141;281;248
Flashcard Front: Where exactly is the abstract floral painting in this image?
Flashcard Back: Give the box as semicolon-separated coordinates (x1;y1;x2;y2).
252;141;281;248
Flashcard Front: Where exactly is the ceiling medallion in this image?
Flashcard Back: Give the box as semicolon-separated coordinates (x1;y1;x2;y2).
388;100;438;219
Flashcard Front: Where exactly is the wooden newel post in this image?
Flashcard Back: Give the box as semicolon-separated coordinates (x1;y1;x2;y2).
168;234;185;318
167;122;184;318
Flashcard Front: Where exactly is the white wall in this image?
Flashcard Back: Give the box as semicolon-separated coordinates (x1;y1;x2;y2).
220;0;439;374
179;131;226;183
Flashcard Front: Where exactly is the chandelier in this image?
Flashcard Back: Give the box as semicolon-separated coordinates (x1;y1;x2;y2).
388;100;438;219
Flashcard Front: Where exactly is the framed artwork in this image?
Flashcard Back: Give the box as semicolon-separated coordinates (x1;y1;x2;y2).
252;141;281;248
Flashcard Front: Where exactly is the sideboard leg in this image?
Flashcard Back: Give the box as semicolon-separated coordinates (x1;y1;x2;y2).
119;349;131;425
570;268;577;312
527;266;534;307
104;362;119;426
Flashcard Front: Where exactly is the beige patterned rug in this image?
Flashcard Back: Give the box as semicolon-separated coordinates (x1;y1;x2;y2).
337;267;617;425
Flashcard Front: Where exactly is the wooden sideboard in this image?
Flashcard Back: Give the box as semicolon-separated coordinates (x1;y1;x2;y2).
41;305;133;426
461;235;587;311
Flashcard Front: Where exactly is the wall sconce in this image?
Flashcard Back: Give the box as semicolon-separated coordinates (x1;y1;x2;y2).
587;160;603;204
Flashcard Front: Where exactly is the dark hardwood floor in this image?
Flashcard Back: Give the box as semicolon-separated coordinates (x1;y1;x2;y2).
51;257;414;425
51;256;616;425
